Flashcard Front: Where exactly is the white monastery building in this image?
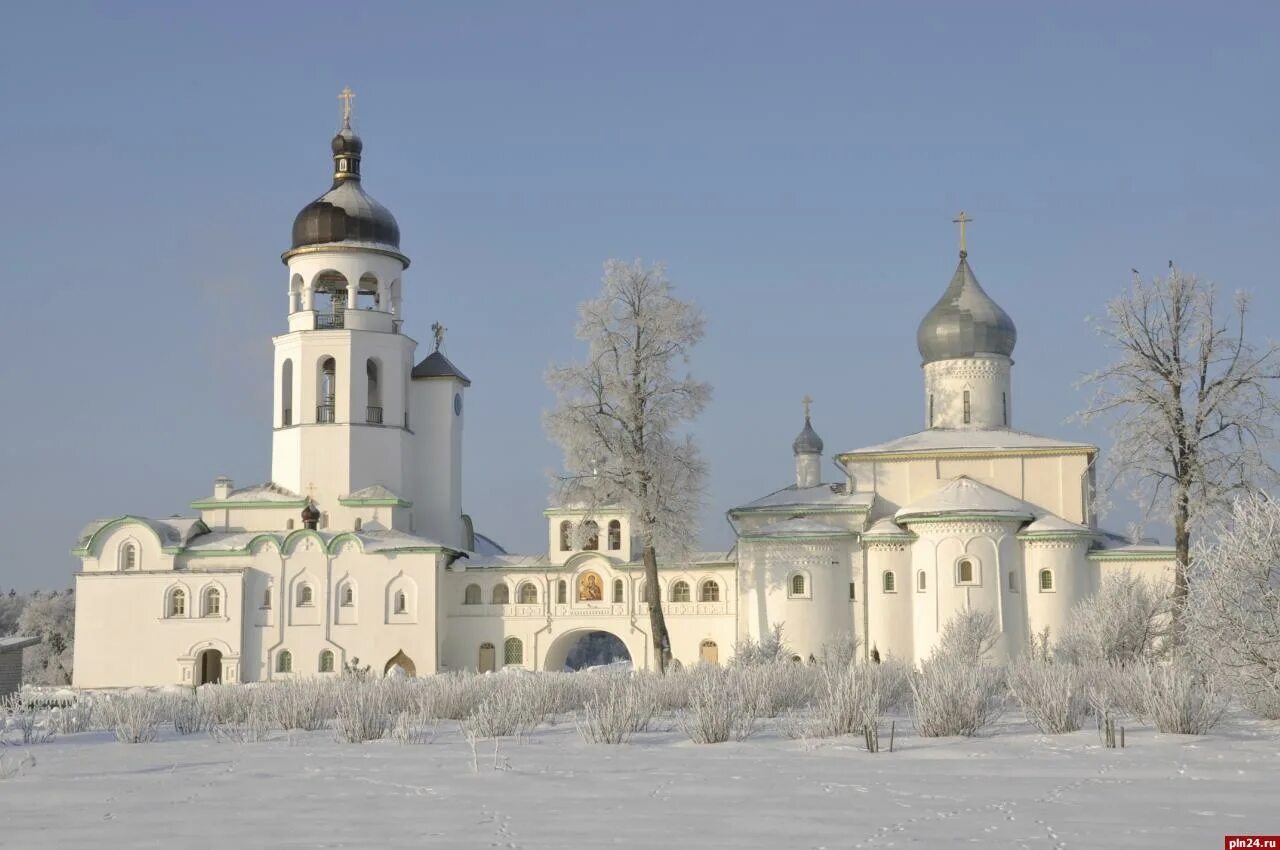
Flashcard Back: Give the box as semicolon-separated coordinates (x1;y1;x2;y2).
71;101;1174;687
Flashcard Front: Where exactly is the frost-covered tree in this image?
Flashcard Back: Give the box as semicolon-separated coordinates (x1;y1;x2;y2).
0;590;26;636
17;590;75;685
546;260;710;672
1079;268;1280;611
1057;571;1168;664
1187;493;1280;717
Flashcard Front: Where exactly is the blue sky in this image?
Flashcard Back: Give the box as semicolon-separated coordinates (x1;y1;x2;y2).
3;2;1279;589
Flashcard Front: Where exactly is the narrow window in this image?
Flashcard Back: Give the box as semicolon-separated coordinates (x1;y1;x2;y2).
929;394;934;427
559;520;571;551
492;584;510;605
963;390;971;425
883;571;896;593
262;587;272;609
556;580;567;604
849;582;856;601
204;587;222;616
285;519;294;531
790;573;807;596
671;580;691;603
1039;570;1055;592
1008;571;1018;593
504;637;524;666
613;578;624;603
169;589;186;617
365;359;382;423
582;520;600;551
1002;392;1007;426
607;520;622;550
318;356;337;423
319;650;335;673
394;590;408;614
353;517;362;532
958;559;975;584
464;584;481;605
341;585;354;607
277;650;293;673
700;580;720;602
297;584;313;607
917;570;927;592
518;583;537;604
121;542;138;571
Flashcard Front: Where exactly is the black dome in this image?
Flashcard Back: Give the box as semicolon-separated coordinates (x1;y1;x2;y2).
288;123;401;255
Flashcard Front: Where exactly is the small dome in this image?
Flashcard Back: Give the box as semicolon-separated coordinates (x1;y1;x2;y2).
793;416;824;455
917;252;1016;364
288;119;401;256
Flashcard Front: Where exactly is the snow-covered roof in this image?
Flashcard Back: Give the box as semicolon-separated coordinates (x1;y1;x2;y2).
1088;532;1175;559
220;482;303;503
895;477;1036;523
75;516;206;550
839;427;1095;459
730;483;874;514
181;527;451;555
1020;514;1093;536
862;517;914;537
472;532;507;557
0;636;39;652
464;552;553;569
340;484;409;504
745;518;852;539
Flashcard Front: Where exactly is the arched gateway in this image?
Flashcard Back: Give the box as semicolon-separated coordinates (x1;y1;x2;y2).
542;628;639;672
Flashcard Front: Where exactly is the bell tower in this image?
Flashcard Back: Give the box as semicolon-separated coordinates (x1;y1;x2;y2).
271;90;416;517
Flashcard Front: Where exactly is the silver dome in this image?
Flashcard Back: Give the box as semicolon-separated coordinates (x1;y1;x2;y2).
793;416;824;455
917;252;1017;364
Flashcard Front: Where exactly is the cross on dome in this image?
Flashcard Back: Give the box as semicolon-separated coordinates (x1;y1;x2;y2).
338;86;356;127
952;211;972;256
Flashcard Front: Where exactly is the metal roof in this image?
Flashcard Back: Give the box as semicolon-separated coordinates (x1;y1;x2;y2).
411;351;471;385
917;252;1017;364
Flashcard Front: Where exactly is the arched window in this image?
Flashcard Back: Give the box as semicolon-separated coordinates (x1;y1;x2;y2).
168;588;186;617
559;520;572;551
671;580;691;603
317;356;337;423
963;390;971;425
607;520;622;550
504;637;524;666
882;571;896;593
1008;571;1019;593
202;587;222;617
365;359;382;423
394;590;408;614
1039;569;1055;592
518;582;537;604
699;640;719;665
262;587;272;609
613;578;624;603
464;583;481;605
297;584;313;607
341;584;354;607
957;559;976;584
120;542;138;571
277;650;293;673
789;573;807;597
917;570;927;592
557;580;567;605
699;580;720;602
319;650;335;673
492;584;510;605
582;520;600;551
639;581;655;604
281;359;294;426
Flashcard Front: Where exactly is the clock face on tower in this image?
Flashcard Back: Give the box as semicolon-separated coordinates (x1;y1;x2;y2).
454;393;462;416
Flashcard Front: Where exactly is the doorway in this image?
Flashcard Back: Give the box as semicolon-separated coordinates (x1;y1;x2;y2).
478;642;496;673
197;649;223;685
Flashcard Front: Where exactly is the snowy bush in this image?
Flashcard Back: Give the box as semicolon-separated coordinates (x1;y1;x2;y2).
730;624;793;667
333;679;390;743
100;694;163;744
1007;657;1088;734
937;608;1001;662
1081;659;1148;720
390;710;432;745
1058;571;1169;664
1;693;54;745
1136;658;1227;734
740;662;817;718
797;664;879;739
167;692;208;736
576;673;655;744
675;666;757;743
267;678;333;731
1186;494;1280;718
910;659;1005;737
51;695;96;735
461;688;540;741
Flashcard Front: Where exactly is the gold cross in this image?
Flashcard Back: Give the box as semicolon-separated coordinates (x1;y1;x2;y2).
338;87;356;126
953;211;972;254
802;394;813;419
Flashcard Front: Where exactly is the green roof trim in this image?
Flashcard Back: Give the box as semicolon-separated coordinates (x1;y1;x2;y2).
896;513;1032;526
1086;548;1175;562
190;499;308;510
337;496;412;508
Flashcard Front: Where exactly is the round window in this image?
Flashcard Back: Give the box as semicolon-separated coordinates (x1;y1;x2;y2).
453;393;462;416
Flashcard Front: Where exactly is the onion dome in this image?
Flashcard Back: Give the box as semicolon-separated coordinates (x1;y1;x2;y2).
300;502;321;531
793;415;824;456
917;251;1017;365
286;97;402;262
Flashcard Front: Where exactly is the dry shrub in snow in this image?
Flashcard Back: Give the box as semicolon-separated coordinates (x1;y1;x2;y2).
576;673;655;744
1;693;54;745
730;624;793;667
100;694;164;744
739;662;816;718
333;678;390;743
1136;658;1227;734
267;678;333;731
1007;657;1088;734
794;664;880;739
910;660;1006;737
51;695;96;735
1187;494;1280;718
1058;571;1168;665
937;608;1001;662
167;692;208;736
1082;660;1148;720
675;666;758;743
390;710;432;745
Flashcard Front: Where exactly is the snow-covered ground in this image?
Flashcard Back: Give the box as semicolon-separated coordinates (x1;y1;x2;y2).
2;708;1276;849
